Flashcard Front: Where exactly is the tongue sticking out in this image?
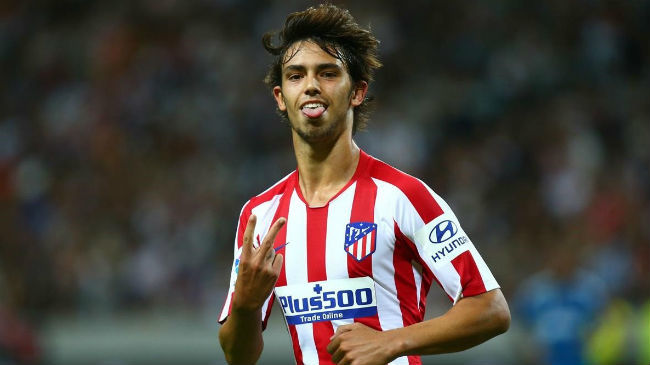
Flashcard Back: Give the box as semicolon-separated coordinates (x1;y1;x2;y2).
302;106;326;118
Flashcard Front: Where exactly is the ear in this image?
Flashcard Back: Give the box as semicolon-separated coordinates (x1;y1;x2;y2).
273;86;286;111
350;81;368;107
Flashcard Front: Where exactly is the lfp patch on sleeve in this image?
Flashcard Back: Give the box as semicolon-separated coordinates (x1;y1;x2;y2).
274;277;377;325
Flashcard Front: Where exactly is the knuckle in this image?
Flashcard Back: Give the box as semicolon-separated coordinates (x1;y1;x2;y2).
240;260;259;272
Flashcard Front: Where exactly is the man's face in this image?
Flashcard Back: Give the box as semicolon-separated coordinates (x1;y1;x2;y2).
273;41;367;144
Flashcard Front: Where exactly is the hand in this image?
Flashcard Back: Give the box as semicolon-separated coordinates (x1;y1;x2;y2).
231;215;286;313
327;323;397;365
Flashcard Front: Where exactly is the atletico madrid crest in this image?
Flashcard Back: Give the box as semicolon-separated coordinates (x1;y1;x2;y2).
344;222;377;261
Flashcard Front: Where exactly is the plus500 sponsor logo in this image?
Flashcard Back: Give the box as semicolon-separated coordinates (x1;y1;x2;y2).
275;278;378;325
278;286;373;314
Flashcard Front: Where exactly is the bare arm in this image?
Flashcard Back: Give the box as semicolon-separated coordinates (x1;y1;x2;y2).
391;288;510;355
327;288;510;365
218;215;286;365
218;305;264;365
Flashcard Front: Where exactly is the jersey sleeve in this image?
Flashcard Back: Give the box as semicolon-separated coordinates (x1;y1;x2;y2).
218;203;276;329
396;182;499;304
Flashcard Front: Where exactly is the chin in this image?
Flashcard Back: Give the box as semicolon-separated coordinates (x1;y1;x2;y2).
296;125;342;144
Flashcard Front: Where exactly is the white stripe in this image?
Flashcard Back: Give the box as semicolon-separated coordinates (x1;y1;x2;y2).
356;237;363;260
365;230;373;256
469;245;500;291
412;263;422;310
219;292;232;322
370;179;407;331
283;191;318;364
436;264;463;303
325;183;356;332
371;178;420;365
260;295;272;324
251;194;282;246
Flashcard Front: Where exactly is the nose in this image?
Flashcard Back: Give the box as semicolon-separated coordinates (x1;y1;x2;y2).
304;75;321;96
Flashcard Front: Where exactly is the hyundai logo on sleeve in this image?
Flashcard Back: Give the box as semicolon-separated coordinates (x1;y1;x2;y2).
429;220;458;244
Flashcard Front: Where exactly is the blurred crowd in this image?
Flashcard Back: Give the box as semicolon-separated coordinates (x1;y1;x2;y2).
0;0;648;364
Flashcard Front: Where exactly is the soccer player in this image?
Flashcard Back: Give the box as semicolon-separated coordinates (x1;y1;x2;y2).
218;4;510;365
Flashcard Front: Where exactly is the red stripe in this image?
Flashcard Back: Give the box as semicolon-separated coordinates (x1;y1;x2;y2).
307;206;335;364
392;222;420;326
347;176;382;330
419;270;433;319
368;155;443;223
395;223;450;302
451;251;487;297
235;211;250;250
271;183;303;363
347;177;376;277
393;223;426;365
363;235;368;257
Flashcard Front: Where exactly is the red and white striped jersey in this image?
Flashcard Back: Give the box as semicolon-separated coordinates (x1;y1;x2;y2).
219;150;499;365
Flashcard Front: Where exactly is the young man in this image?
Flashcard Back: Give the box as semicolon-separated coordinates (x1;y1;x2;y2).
218;4;510;365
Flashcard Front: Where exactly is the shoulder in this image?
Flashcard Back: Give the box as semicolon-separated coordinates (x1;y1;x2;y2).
240;170;296;218
367;155;424;193
365;153;443;223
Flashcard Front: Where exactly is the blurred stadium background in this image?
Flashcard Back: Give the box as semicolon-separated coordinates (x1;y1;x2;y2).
1;0;649;364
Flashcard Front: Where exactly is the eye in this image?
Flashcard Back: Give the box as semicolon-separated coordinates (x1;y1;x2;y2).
287;73;303;81
321;71;337;78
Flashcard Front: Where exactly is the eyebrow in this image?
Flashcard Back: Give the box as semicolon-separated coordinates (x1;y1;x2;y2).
283;63;343;74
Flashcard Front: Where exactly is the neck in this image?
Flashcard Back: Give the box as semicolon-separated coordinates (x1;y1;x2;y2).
292;128;360;207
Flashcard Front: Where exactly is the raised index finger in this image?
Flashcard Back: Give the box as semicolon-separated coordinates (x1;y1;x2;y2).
241;214;257;257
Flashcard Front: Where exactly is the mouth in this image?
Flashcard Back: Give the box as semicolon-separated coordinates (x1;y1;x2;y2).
300;102;328;119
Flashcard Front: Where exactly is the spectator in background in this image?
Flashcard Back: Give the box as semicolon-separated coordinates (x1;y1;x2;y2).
0;1;647;364
514;226;608;365
0;275;41;365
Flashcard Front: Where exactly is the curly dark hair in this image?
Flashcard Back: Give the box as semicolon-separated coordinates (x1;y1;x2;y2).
262;4;382;134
